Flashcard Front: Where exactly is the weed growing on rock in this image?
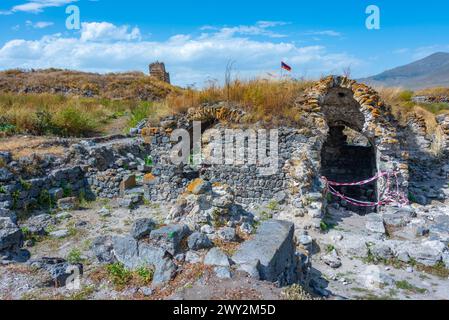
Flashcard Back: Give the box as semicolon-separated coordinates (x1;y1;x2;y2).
67;248;83;264
395;280;427;294
282;284;315;300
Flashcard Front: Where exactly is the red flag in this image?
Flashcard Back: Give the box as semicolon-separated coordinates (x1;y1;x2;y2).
281;61;292;71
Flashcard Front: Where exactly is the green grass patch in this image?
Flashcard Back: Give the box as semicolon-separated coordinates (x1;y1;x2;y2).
395;280;427;294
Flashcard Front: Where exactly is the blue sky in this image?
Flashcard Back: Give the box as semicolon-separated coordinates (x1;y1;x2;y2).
1;0;449;86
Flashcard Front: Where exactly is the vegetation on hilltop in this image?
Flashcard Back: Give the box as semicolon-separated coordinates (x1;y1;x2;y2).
0;68;178;137
160;78;313;124
0;68;448;139
0;69;178;100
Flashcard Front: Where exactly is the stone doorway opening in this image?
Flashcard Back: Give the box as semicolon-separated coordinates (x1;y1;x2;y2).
321;125;378;214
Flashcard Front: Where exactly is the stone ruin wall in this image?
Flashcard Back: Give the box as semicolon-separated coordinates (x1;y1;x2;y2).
1;76;449;214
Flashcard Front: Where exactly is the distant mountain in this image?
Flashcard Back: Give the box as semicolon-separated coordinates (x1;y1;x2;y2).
359;52;449;90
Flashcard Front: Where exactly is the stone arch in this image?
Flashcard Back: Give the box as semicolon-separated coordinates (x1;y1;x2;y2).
304;76;409;211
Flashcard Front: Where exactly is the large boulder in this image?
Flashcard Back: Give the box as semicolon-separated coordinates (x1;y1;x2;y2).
29;257;83;287
204;248;230;267
110;236;177;285
0;217;23;252
149;224;190;255
406;240;445;266
131;218;156;240
57;197;79;211
91;235;116;264
232;220;299;286
21;214;56;236
187;232;213;251
0;209;17;224
0;168;13;182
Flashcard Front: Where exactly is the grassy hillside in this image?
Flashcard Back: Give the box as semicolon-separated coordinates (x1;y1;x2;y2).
1;69;447;138
0;69;178;100
0;69;180;137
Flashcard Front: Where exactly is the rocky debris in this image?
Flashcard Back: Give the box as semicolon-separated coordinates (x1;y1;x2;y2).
412;95;449;104
232;220;301;286
91;235;116;264
21;214;55;236
49;187;64;201
186;178;212;195
0;217;23;253
360;266;395;289
201;225;215;235
119;174;137;196
369;242;395;261
138;286;153;297
382;208;415;228
0;209;17;224
149;224;190;256
55;212;72;221
118;193;142;209
57;197;79;211
365;214;386;234
297;232;313;252
239;222;253;235
131;218;156;240
321;250;342;269
97;207;111;217
214;266;232;279
187;232;213;251
29;257;83;287
406;241;445;266
129;119;147;135
0;168;14;182
217;227;237;242
185;251;201;264
204;248;231;267
168;182;254;237
49;229;69;239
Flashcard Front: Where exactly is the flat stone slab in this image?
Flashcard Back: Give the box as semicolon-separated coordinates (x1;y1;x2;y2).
232;219;298;286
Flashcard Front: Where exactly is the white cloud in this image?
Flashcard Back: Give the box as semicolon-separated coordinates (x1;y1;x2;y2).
1;0;76;14
81;22;141;42
303;30;342;37
203;21;290;39
0;21;361;86
26;20;54;29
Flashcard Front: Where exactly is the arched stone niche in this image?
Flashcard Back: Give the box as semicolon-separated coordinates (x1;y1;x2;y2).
303;76;409;212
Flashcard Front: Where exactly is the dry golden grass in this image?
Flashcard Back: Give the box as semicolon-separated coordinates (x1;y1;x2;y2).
416;87;449;97
0;93;139;137
165;78;313;123
376;86;448;156
0;136;66;158
0;69;177;100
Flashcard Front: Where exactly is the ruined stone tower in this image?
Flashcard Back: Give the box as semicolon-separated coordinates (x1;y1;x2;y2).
149;61;170;84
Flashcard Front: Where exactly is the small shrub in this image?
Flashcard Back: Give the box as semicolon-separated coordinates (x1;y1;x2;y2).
282;284;315;300
128;101;154;129
135;266;154;285
54;105;95;137
19;178;32;191
267;200;279;211
67;248;83;264
62;183;73;197
398;90;414;102
395;280;427;294
38;189;54;208
12;190;20;210
144;155;153;166
106;263;133;288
